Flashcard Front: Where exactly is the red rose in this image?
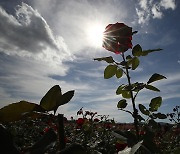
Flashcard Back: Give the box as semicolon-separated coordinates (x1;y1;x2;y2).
76;118;85;126
94;118;100;122
103;22;132;54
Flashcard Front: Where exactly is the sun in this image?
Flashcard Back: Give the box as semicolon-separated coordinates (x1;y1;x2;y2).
86;22;105;48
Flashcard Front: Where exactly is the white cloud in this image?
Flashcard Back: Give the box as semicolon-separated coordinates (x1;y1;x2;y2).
160;0;176;10
136;0;176;24
0;3;72;64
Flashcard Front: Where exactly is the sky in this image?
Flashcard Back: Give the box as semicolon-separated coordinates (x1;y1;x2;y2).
0;0;179;123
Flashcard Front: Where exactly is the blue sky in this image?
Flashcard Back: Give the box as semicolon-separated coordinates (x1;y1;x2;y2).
0;0;179;123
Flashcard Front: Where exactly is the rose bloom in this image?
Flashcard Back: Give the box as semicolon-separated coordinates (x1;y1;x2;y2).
76;118;85;126
94;118;100;122
103;22;132;54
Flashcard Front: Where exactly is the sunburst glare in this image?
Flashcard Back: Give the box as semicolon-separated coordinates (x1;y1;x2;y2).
86;23;105;48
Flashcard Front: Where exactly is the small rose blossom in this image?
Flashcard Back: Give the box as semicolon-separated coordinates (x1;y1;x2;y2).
76;118;85;126
94;118;100;122
103;22;132;54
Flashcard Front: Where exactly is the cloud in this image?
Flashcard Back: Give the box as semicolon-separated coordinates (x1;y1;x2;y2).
0;3;72;64
32;0;131;55
136;0;176;24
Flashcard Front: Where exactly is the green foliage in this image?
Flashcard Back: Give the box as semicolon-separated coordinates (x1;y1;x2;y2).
40;85;74;114
116;68;123;78
104;64;117;79
149;96;162;112
122;90;131;99
0;85;74;122
147;73;166;84
132;44;142;57
94;56;114;63
131;57;139;70
117;99;127;109
141;48;162;56
145;85;160;92
40;85;62;112
0;101;44;122
116;85;125;95
139;104;150;116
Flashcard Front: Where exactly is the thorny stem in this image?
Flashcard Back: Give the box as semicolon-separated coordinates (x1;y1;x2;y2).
121;53;140;140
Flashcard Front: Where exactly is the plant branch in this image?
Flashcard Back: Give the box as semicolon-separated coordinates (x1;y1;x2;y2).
118;108;133;115
122;53;140;140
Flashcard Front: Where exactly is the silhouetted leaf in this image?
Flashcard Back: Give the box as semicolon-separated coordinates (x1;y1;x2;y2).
154;113;167;119
122;91;131;99
94;56;114;63
132;44;142;57
104;65;117;79
116;85;125;95
141;48;162;56
147;73;166;84
116;68;123;78
131;57;139;70
117;99;127;109
53;90;75;113
139;104;150;116
145;85;160;92
40;85;62;111
149;97;162;112
0;101;44;122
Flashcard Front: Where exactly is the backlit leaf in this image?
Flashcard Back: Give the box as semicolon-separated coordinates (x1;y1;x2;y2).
117;99;127;109
53;90;75;113
139;104;150;116
141;48;162;56
116;68;123;78
40;85;62;111
116;85;125;95
147;73;166;84
145;85;160;92
0;101;44;122
149;96;162;112
132;44;142;57
104;65;117;79
122;91;131;99
94;56;114;63
131;57;139;70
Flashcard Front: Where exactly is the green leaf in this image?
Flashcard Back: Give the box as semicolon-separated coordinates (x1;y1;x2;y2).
116;85;125;95
40;85;62;111
149;96;162;112
0;101;44;122
131;57;139;70
141;48;162;56
122;91;131;99
145;85;160;92
154;113;167;119
139;104;150;116
132;44;142;57
116;68;123;78
117;99;127;109
53;90;74;113
137;115;145;121
104;65;117;79
147;73;166;84
94;56;114;63
126;55;132;60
